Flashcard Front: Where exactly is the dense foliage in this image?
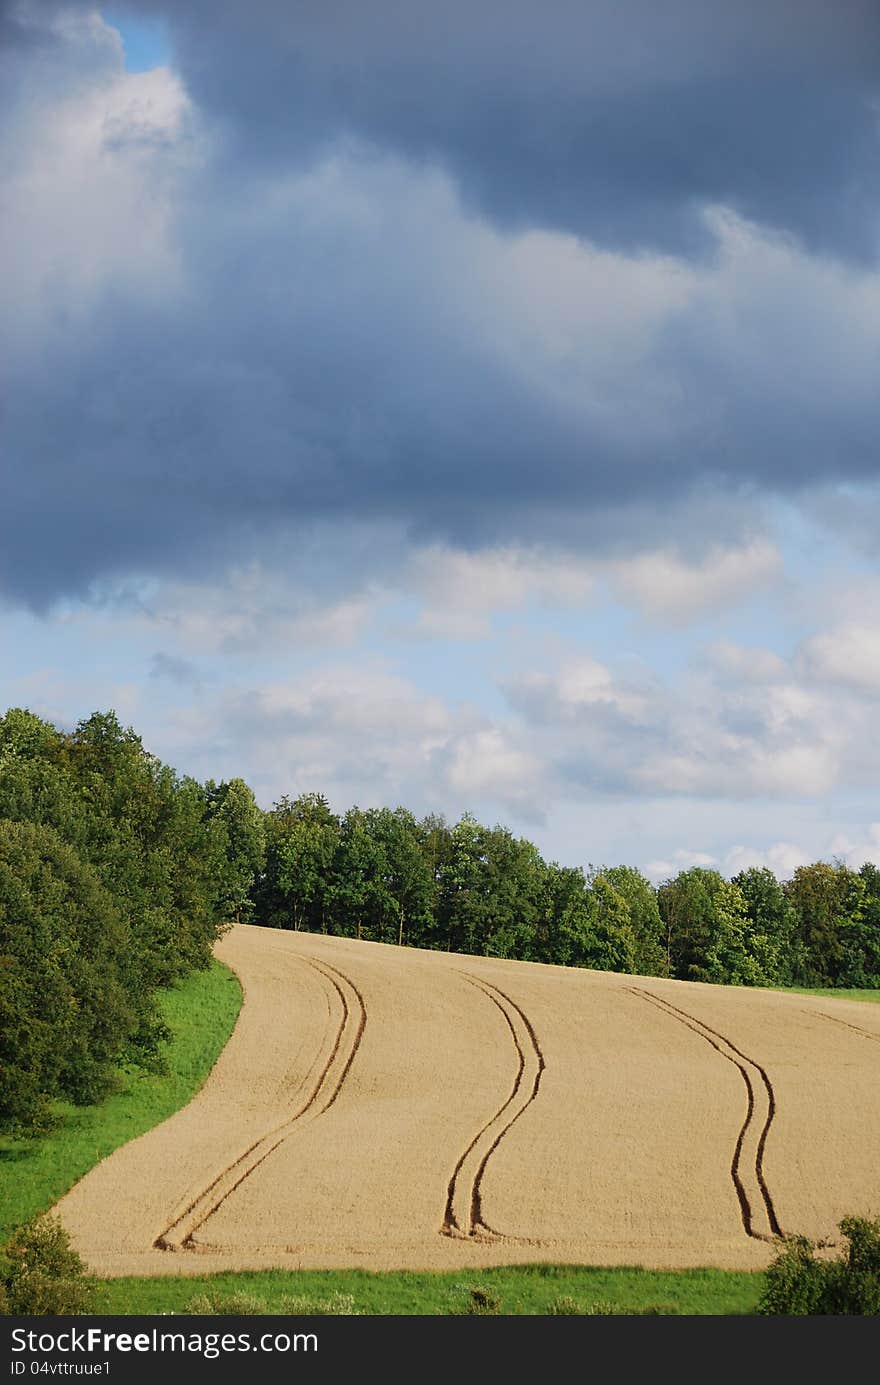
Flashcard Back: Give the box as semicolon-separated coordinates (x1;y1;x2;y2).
3;705;878;1137
253;794;880;992
758;1216;880;1315
0;1216;94;1316
0;709;259;1134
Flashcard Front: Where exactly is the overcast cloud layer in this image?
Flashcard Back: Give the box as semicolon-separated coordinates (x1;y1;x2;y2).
2;2;879;876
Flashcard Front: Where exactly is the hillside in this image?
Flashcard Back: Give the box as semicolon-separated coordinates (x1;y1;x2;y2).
55;925;880;1276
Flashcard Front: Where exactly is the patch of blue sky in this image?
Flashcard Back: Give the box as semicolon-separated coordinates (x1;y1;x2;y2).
1;607;141;704
103;9;172;72
371;597;509;714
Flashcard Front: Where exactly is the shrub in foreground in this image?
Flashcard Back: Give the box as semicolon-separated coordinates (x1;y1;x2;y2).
0;1216;94;1315
759;1215;880;1315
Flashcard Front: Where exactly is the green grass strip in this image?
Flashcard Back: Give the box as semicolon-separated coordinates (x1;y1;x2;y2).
777;986;880;1003
97;1263;763;1315
0;961;242;1239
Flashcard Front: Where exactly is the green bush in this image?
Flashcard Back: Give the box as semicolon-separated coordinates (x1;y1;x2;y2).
0;1216;94;1315
759;1215;880;1315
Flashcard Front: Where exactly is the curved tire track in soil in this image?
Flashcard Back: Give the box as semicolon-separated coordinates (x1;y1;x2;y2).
155;956;366;1252
806;1009;880;1045
441;975;545;1241
627;987;783;1243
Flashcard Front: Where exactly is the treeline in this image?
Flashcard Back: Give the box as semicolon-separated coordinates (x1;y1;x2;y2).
3;707;879;1133
254;794;880;990
0;708;263;1134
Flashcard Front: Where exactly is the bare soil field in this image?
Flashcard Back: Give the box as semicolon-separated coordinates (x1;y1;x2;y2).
54;925;880;1276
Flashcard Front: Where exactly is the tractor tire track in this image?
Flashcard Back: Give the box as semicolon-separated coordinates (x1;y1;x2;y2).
627;987;783;1242
155;956;366;1252
806;1009;880;1044
441;975;545;1241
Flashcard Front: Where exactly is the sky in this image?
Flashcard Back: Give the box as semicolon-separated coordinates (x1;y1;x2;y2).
2;1;880;881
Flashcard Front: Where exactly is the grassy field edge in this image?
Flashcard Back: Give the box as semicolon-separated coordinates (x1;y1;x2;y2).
777;985;880;1003
97;1262;764;1316
0;959;243;1239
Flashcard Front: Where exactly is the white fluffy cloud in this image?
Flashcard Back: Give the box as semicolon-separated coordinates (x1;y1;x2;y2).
608;538;782;623
643;848;718;883
445;728;546;817
827;823;880;870
133;565;385;655
798;624;880;693
2;12;190;350
405;546;596;639
506;623;880;802
508;656;652;726
705;641;788;683
722;841;814;878
402;536;783;638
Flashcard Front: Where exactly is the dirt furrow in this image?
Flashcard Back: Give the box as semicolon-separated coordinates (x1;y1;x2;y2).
442;975;545;1241
645;993;783;1239
627;987;782;1242
807;1009;880;1044
156;956;366;1251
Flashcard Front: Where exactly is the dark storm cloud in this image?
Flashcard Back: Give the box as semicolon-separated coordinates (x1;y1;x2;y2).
0;271;638;605
124;0;880;262
2;1;880;609
0;0;55;48
5;177;877;612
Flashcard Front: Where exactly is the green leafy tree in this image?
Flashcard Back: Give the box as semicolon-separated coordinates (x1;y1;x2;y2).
437;814;491;955
584;871;638;974
853;863;880;988
540;863;590;966
415;813;453;947
732;865;802;987
63;711;228;987
0;705;238;1135
784;861;866;986
657;868;756;984
257;793;339;931
278;819;339;932
328;807;388;941
593;865;666;976
0;820;134;1132
363;807;434;947
0;710;92;859
0;708;65;762
436;817;546;959
204;778;266;923
538;865;634;971
477;826;546;960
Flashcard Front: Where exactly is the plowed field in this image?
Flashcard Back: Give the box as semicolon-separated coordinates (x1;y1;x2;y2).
55;925;880;1275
